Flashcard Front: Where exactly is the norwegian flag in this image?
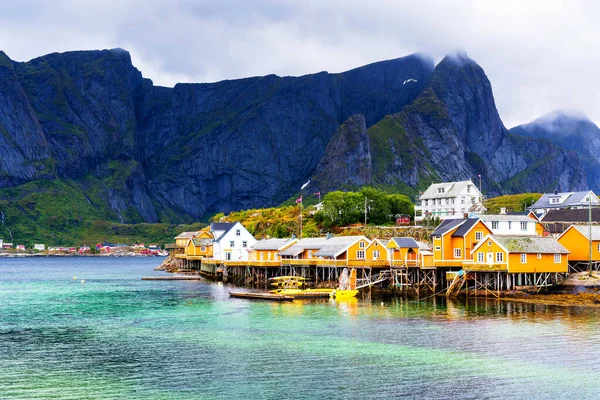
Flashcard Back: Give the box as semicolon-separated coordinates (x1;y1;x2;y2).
295;196;302;204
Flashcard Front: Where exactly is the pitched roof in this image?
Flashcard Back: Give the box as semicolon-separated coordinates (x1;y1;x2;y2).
314;236;367;257
431;218;466;236
252;238;296;251
192;238;213;246
279;237;330;257
175;231;198;239
530;191;598;210
492;235;570;254
391;237;420;248
542;208;600;223
419;180;481;200
212;222;239;242
452;218;480;237
571;225;600;241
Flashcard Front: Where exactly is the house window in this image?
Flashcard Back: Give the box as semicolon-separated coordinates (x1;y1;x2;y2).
236;229;241;236
375;242;378;247
488;240;492;246
308;250;313;258
268;252;271;260
475;231;483;241
424;200;428;206
373;250;380;259
521;254;527;263
438;188;445;194
551;198;560;204
467;185;471;193
359;241;366;248
435;246;441;251
554;254;561;263
201;246;206;252
508;221;512;230
461;197;465;204
356;250;365;259
230;241;235;248
454;248;461;258
434;236;441;241
491;221;499;229
445;198;449;204
520;222;528;231
260;253;264;261
477;252;484;262
496;252;504;262
226;253;232;261
242;241;247;248
451;198;455;204
598;244;600;252
471;198;475;204
537;253;542;259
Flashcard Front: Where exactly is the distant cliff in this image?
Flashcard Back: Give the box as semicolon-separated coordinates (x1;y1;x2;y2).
0;48;590;226
511;111;600;192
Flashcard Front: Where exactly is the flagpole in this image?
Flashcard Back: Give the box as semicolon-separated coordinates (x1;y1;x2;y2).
300;199;303;238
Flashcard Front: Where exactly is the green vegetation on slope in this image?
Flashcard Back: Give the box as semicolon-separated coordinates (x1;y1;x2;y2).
0;179;204;246
485;193;542;214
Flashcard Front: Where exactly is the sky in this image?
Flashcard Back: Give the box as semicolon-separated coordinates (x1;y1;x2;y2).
0;0;598;128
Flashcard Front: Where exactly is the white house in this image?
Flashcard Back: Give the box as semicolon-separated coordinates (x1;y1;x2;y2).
480;214;540;236
33;244;45;251
210;222;256;261
529;190;599;216
414;180;486;221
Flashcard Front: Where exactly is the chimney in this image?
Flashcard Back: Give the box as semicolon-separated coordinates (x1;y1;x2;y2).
554;189;558;195
326;233;332;240
500;207;506;215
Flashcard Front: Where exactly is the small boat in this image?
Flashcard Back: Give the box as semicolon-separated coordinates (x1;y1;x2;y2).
331;289;359;298
229;291;294;301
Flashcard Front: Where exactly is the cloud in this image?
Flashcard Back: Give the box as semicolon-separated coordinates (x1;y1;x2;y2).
0;0;598;127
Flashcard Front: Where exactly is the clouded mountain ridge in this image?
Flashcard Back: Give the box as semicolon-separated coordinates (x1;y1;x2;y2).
0;48;588;223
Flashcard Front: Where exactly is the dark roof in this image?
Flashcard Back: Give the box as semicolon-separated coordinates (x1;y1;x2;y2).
542;208;600;223
391;237;420;248
452;218;480;237
431;219;466;236
210;222;235;232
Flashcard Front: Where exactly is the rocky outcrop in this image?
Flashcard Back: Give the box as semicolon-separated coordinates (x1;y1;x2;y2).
312;114;372;191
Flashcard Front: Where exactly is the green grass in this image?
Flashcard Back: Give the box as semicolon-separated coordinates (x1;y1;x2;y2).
485;193;542;214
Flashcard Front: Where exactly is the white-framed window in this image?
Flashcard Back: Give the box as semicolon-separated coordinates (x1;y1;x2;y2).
424;200;428;206
260;253;264;261
508;221;512;230
356;250;365;259
438;188;445;194
496;252;504;262
491;221;499;229
435;246;441;251
230;240;235;248
554;254;561;263
471;198;476;204
308;250;313;258
477;252;485;262
475;231;483;241
268;252;271;260
520;222;527;231
373;250;380;259
597;243;600;252
236;229;241;236
451;198;455;204
201;246;206;252
537;253;542;259
551;197;560;204
374;242;378;247
488;240;492;247
226;253;232;261
242;241;247;248
520;254;527;263
359;241;366;248
467;185;471;193
454;248;462;258
461;197;465;204
434;235;441;241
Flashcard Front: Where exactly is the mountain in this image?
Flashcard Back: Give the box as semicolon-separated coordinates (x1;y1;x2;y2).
510;111;600;191
313;52;587;195
0;48;590;234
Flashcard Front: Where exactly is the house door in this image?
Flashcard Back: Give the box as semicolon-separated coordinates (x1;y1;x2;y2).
226;252;231;261
487;252;493;263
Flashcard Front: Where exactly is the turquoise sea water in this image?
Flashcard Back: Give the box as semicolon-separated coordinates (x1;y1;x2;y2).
1;257;600;399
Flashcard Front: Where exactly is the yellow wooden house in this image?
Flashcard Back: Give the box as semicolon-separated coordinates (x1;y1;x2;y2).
557;225;600;262
467;235;569;273
431;218;492;267
175;231;199;248
386;237;421;267
250;238;298;262
365;239;389;266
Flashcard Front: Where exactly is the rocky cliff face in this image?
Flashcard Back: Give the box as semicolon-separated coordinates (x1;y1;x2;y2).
510;112;600;192
0;48;591;223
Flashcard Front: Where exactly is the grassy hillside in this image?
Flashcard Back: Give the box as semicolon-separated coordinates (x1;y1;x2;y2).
0;179;204;246
485;193;542;214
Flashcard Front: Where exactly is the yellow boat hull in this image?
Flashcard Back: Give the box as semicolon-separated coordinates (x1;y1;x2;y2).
331;289;358;298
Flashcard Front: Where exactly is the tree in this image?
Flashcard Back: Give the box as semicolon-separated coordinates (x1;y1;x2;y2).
360;187;391;225
387;194;414;218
